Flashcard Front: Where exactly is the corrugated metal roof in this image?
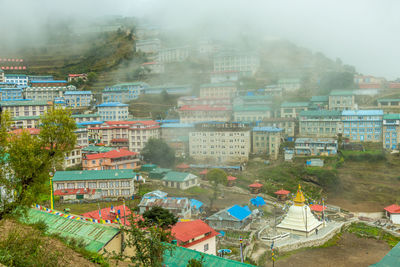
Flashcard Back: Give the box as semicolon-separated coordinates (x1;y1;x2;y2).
342;110;383;116
161;123;194;128
252;126;283;132
21;208;119;252
0;100;49;106
64;91;92;95
234;105;271;112
329;89;354;96
281;101;309;107
162;172;197;182
139;197;190;209
377;98;400;102
383;114;400;120
53;169;136;181
300;110;341;117
97;102;128;107
370;242;400;267
310;96;329;102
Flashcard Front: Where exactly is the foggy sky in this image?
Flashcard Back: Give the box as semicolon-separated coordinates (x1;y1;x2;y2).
1;0;399;79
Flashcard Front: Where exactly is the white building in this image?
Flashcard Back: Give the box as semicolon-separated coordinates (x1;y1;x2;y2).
384;204;400;225
136;39;161;54
158;46;190;63
4;74;28;86
97;102;129;121
213;51;260;76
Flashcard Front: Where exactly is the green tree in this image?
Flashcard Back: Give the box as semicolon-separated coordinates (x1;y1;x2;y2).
187;255;205;267
142;206;178;230
206;169;227;209
318;71;354;94
0;108;76;218
86;72;97;84
141;138;175;168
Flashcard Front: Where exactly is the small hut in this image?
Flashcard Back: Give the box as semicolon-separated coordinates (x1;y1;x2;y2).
249;182;263;194
274;189;290;201
227;176;237;187
310;204;327;216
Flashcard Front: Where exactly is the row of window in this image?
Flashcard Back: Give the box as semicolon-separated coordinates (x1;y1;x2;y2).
56;180;131;190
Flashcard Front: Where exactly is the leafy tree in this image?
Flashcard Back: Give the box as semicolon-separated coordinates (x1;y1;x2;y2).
141;138;175;168
86;72;97;84
142;206;178;229
206;169;227;209
318;71;354;95
187;255;205;267
0;108;76;218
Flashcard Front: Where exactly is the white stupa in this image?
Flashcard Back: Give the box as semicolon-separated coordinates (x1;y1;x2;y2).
277;185;322;236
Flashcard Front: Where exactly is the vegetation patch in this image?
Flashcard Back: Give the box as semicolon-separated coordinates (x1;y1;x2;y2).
341;150;386;162
347;222;400;248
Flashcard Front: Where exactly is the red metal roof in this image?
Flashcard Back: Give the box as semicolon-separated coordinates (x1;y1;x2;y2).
310;204;327;212
141;61;158;65
111;138;129;142
177;163;190;169
179;105;228;111
10;128;40;135
54;188;96;196
274;189;290;195
171;219;219;247
199;169;208;175
384;204;400;214
105;120;158;126
227;176;237;181
85;149;137;160
249;183;263;188
68;74;86;77
81;205;140;226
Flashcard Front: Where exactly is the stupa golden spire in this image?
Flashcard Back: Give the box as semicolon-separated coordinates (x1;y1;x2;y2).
293;184;305;206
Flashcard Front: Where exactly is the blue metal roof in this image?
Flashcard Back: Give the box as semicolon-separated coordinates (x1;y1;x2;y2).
190;199;203;209
342;110;383;116
97;102;128;107
76;121;104;126
157;119;180;123
161;123;194;128
64;91;92;95
250;196;266;207
253;126;283;132
227;205;251;221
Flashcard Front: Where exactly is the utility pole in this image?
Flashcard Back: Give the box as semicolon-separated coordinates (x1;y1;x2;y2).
305;205;308;238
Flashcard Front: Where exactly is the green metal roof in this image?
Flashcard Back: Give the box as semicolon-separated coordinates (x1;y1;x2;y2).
162;171;197;182
72;113;99;118
163;244;255;267
53;170;136;181
383;114;400;120
281;101;309;107
370;242;400;267
81;145;115;153
329;90;354;96
299;110;341;117
234;105;271;112
0;100;50;106
12;115;40;120
21;208;120;252
111;82;149;87
378;98;400;102
310;96;329;102
200;82;236;88
150;168;172;174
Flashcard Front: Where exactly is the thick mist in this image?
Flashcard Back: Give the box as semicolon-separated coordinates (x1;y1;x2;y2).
1;0;399;79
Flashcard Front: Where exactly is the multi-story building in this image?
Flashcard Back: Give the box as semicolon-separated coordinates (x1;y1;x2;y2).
88;120;160;153
0;100;51;118
178;105;231;123
309;96;329;110
97;102;129;121
295;138;338;156
4;74;28;86
233;106;272;122
143;84;192;95
24;85;75;101
11;115;40;129
0;69;4;83
277;78;301;92
177;96;231;108
102;82;149;103
342;110;383;142
252;127;283;160
199;82;237;98
138;196;191;219
260;117;297;138
157;46;190;63
135;39;161;54
299;110;342;138
382;114;400;150
28;75;54;82
0;84;24;100
72;113;100;123
161;123;194;157
82;149;139;170
52;169;136;198
213;51;260;76
189;122;251;163
280;101;309;118
377;98;400;109
233;95;273;106
63;148;82;169
328;90;356;111
210;70;239;84
68;74;87;83
30;80;67;87
64;91;92;108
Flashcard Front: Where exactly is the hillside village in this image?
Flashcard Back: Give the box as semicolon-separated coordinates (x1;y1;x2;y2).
1;18;400;267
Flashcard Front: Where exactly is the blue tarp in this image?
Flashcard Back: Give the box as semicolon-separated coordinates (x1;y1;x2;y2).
227;205;252;221
250;196;266;207
190;199;203;210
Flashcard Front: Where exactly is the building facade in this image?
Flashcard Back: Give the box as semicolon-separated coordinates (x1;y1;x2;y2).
382;114;400;150
329;90;356;110
189;122;251;163
260;117;297;138
162;172;199;190
102;82;149;103
0;85;23;100
4;74;28;86
82;149;139;170
24;85;76;101
342;110;383;142
213;52;260;76
157;46;190;63
299;110;342;138
178;105;231;123
30;80;67;87
295;138;338;156
135;39;161;54
97;102;129;121
0;100;51;118
138;197;192;219
68;74;88;82
252;127;283;160
280;102;309;118
64;91;93;108
233;106;272;122
199;82;237;98
52;169;136;198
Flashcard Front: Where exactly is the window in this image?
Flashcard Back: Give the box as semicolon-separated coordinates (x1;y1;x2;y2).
88;182;97;188
67;183;75;189
77;182;85;188
121;189;130;195
56;183;65;189
204;243;209;252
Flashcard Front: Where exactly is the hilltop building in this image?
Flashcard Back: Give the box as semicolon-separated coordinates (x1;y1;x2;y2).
177;96;231;108
157;46;191;63
0;100;51;118
68;74;88;82
30;80;67;87
82;149;139;170
136;39;161;54
189;122;251;163
162;172;199;190
97;102;129;121
213;51;260;76
138;196;192;219
277;78;301;92
342;110;383;142
0;84;24;100
280;101;309;118
4;74;28;86
233;106;272;123
161;122;194;157
295;138;338;156
141;61;165;74
206;205;252;230
328;90;356;111
260;117;297;138
102;82;149;103
64;91;92;108
210;70;240;84
24;85;75;101
143;84;192;95
309;96;329;110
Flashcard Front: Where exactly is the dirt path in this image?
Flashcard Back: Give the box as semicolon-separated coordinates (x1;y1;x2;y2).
264;233;390;267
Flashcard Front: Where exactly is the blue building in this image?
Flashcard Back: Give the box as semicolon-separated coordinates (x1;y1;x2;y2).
0;85;24;100
4;74;28;86
102;82;149;103
342;110;383;142
64;91;92;108
382;114;400;150
143;84;192;95
97;102;129;121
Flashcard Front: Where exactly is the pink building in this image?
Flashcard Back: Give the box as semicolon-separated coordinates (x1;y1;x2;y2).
82;149;139;170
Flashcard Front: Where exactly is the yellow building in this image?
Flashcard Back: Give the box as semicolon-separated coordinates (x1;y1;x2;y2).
252;127;283;160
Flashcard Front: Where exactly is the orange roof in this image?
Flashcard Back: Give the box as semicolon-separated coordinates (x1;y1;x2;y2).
85;149;137;160
177;163;190;169
227;176;237;181
171;220;219;247
10;128;40;135
81;205;141;226
310;204;327;212
249;183;263;188
274;189;290;195
199;169;208;175
384;204;400;214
